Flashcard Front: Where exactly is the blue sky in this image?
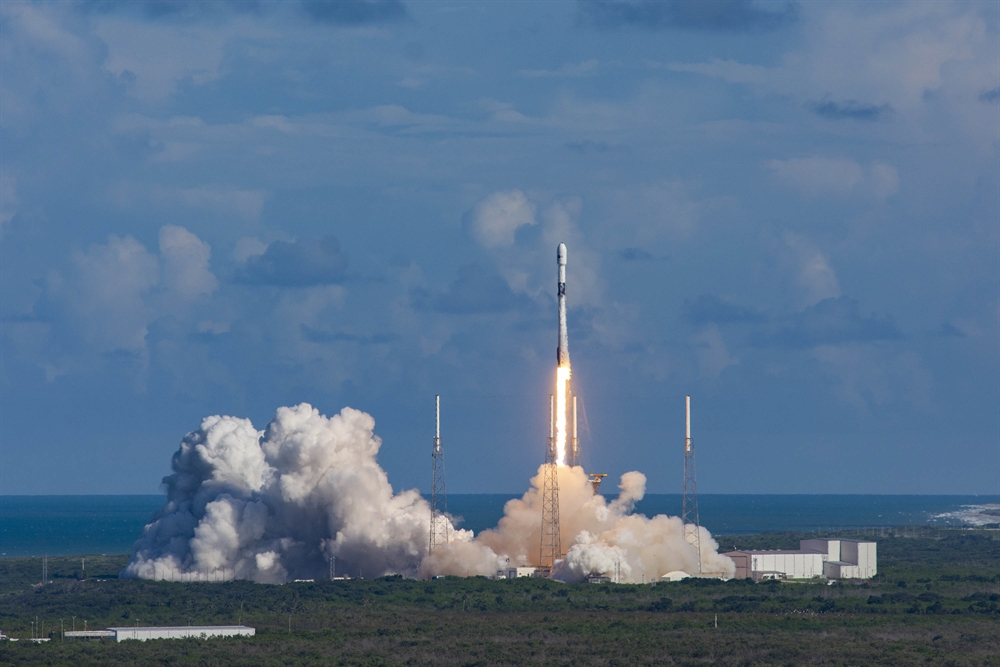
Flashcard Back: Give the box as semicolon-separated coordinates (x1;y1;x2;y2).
1;0;997;495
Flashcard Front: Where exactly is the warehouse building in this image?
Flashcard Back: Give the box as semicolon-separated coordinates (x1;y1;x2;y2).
723;538;876;581
65;625;254;642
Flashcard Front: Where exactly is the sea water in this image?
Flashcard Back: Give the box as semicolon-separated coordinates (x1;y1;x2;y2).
1;494;995;558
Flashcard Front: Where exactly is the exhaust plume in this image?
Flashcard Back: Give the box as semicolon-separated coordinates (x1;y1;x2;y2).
123;403;734;583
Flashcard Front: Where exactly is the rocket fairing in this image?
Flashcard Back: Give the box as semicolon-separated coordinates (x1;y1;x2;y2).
557;243;569;367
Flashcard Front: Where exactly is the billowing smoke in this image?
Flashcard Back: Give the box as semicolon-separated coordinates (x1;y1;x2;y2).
422;465;735;582
123;403;734;583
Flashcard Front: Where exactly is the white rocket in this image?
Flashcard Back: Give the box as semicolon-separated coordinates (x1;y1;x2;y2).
557;243;569;366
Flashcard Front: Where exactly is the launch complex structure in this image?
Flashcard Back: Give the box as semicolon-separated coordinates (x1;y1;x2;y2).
427;243;704;578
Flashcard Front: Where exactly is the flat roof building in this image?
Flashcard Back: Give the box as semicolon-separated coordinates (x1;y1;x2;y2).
66;626;254;642
723;539;876;581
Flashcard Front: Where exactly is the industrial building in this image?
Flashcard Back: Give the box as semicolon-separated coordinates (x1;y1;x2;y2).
65;626;254;642
723;539;876;581
496;567;544;579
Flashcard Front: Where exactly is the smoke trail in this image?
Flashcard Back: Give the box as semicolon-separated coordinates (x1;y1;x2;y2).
124;403;734;583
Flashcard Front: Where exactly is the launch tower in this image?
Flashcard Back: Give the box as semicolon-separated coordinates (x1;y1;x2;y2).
681;395;702;573
540;394;562;568
429;395;448;553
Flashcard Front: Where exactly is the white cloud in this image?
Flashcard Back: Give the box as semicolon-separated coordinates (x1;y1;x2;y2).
46;226;219;354
233;237;269;263
159;225;218;304
54;234;160;352
92;17;259;105
469;190;536;249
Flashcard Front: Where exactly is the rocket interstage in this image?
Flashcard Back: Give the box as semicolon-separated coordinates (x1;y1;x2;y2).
555;243;571;466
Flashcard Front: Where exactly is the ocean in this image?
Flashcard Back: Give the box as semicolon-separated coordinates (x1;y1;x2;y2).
1;494;996;558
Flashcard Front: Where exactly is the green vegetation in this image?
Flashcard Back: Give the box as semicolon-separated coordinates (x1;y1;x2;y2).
1;528;997;666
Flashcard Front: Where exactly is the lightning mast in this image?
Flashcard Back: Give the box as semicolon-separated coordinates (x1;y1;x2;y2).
429;395;448;553
681;395;702;573
540;394;562;568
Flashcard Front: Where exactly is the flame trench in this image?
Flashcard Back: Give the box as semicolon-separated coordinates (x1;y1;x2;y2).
555;364;571;465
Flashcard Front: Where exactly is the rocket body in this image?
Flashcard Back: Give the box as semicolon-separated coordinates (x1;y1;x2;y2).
557;243;569;366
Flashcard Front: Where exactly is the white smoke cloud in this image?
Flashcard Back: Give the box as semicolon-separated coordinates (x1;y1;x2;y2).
124;403;734;584
423;463;734;583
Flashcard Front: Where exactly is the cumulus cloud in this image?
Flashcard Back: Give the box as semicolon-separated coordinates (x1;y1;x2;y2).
468;190;536;249
93;16;248;104
159;225;218;303
50;234;160;352
124;403;734;583
42;225;218;354
236;237;348;287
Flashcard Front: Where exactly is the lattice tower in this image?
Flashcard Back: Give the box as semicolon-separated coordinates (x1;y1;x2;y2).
540;394;562;568
681;395;702;573
429;395;449;553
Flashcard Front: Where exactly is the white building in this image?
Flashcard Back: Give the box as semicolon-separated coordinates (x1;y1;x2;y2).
66;626;254;642
496;567;541;579
723;539;876;581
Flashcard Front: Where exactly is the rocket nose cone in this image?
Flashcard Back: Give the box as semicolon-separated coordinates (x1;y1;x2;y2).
557;243;567;265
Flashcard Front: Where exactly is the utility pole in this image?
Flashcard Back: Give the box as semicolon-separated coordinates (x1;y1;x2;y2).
681;396;702;573
429;395;448;553
540;394;562;568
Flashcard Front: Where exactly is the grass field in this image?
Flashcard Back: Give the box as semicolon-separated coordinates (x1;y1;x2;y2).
1;528;997;666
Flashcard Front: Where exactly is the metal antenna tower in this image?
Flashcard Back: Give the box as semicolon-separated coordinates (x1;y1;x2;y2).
429;395;448;553
681;395;702;573
540;394;562;568
569;395;582;467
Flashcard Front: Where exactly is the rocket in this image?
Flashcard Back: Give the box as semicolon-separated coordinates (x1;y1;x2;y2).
557;243;569;366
